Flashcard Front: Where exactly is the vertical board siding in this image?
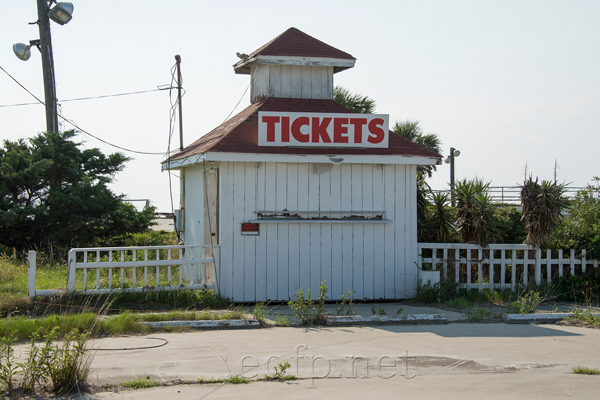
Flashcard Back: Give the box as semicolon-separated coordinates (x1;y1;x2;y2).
214;162;417;301
287;164;300;297
251;65;333;101
297;164;311;293
308;167;321;298
264;164;278;300
255;163;267;301
329;167;343;299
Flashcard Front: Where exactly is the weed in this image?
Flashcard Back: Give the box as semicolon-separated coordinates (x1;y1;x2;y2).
371;306;386;316
484;290;509;305
508;291;543;314
564;309;600;328
274;314;290;327
123;376;163;389
0;337;18;395
224;375;250;384
196;377;221;384
0;328;93;396
262;361;295;381
252;302;267;324
572;366;600;375
41;328;93;395
396;308;403;314
415;280;440;303
335;289;355;316
552;269;600;304
288;280;328;326
467;307;492;322
18;333;47;394
446;297;471;308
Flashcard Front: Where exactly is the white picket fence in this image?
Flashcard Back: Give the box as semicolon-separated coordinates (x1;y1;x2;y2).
28;245;220;298
417;243;598;291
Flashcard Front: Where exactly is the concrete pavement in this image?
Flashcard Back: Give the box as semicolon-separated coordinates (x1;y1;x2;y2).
81;322;600;399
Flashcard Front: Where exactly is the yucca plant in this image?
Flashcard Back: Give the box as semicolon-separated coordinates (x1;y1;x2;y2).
429;191;455;243
455;178;496;244
520;177;569;248
416;171;433;242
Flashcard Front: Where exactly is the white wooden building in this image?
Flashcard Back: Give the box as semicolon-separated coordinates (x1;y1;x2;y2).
162;28;440;302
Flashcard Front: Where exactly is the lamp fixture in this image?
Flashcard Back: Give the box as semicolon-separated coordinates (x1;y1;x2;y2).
13;43;32;61
48;2;74;25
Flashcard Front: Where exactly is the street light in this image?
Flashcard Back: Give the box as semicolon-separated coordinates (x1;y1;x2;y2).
444;147;460;207
12;1;74;134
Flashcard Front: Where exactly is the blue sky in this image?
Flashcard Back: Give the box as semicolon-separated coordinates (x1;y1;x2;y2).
2;0;599;211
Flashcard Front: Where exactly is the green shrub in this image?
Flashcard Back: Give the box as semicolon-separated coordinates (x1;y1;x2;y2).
252;302;267;324
288;280;328;325
552;269;600;304
335;289;355;316
508;291;543;314
415;280;440;302
552;177;600;259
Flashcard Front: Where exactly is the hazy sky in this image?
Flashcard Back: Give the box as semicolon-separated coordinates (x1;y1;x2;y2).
2;0;599;211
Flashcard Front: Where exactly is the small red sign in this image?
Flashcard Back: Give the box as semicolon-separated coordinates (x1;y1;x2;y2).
241;222;260;235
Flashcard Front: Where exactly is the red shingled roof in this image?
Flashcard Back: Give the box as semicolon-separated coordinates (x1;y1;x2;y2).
168;98;441;161
248;27;355;60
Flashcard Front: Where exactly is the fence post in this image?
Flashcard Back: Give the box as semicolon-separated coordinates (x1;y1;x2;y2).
67;249;76;293
28;250;36;299
535;249;542;285
582;249;587;274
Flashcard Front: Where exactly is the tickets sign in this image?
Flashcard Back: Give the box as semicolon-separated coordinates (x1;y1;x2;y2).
258;111;389;148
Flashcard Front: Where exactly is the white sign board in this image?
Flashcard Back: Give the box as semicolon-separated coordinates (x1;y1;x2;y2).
258;111;389;148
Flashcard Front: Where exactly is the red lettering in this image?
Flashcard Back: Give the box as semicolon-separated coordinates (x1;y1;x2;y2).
311;117;332;143
350;118;367;144
367;118;385;144
282;116;290;142
262;116;280;142
333;118;349;143
291;117;310;143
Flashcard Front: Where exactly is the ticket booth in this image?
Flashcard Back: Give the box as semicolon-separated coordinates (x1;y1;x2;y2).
162;28;440;301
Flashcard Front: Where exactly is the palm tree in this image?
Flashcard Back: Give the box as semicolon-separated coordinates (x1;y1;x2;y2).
392;120;442;177
520;176;569;248
333;86;376;114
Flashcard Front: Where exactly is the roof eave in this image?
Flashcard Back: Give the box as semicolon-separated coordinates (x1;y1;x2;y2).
233;55;356;75
162;152;440;170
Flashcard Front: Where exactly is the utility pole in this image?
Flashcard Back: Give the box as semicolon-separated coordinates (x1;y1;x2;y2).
36;0;59;133
175;55;184;150
174;55;185;240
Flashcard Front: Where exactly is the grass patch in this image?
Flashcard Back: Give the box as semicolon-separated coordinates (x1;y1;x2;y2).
572;366;600;375
123;376;164;389
0;309;246;342
223;375;250;384
467;307;493;322
563;309;600;328
274;314;289;327
446;297;472;308
135;310;243;322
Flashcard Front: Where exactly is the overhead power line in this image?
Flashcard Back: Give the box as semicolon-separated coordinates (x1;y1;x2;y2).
0;64;169;156
0;87;172;108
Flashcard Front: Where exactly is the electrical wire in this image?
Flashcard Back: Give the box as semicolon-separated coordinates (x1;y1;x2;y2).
1;64;170;156
0;88;169;108
58;113;168;155
220;64;259;124
0;65;45;105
